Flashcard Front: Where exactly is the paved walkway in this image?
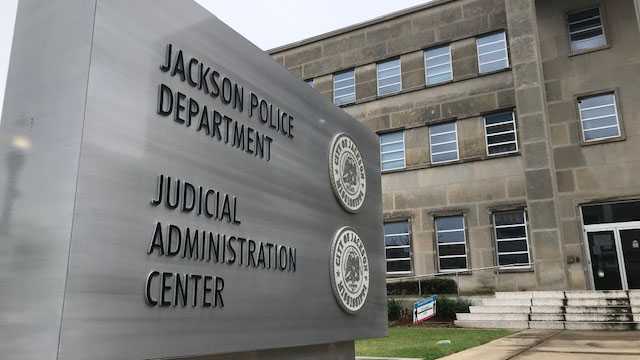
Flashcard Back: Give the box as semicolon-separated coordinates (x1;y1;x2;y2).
440;329;640;360
357;357;422;360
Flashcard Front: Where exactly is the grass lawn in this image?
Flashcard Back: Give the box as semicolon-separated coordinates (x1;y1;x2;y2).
356;326;513;360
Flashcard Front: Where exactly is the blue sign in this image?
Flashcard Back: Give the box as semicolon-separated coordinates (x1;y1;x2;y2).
413;295;437;323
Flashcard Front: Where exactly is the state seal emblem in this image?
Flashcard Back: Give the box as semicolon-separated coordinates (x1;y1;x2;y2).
329;133;366;213
330;226;370;314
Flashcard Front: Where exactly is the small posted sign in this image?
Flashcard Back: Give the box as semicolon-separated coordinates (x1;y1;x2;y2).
413;295;437;323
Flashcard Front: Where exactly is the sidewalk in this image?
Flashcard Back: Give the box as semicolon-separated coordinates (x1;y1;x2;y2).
439;329;640;360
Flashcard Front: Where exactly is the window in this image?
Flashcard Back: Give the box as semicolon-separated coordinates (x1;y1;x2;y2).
424;45;453;85
477;32;509;73
305;78;315;87
384;221;412;275
380;131;405;172
429;122;458;164
484;111;518;156
568;7;606;53
333;69;355;106
377;58;402;96
436;215;468;272
583;201;640;225
493;210;531;269
578;92;620;142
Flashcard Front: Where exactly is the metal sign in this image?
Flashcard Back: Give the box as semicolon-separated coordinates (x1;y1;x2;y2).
0;0;386;359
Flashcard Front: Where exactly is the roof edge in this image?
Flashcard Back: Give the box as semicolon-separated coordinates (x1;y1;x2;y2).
268;0;454;54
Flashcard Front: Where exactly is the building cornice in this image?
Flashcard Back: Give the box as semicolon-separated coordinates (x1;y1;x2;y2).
268;0;455;54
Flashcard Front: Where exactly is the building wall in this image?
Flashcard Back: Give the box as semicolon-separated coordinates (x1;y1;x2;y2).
536;0;640;289
270;0;640;293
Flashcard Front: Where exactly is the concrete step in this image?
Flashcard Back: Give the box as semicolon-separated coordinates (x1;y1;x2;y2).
566;299;629;307
565;290;628;299
454;320;529;329
531;298;564;306
564;313;634;322
564;321;639;330
529;321;565;329
495;291;533;299
482;298;531;306
494;291;564;300
565;306;631;314
530;314;564;321
456;291;640;330
530;306;564;314
469;305;530;314
456;313;529;321
531;291;565;299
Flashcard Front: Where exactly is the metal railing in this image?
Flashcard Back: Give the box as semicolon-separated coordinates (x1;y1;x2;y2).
385;261;557;297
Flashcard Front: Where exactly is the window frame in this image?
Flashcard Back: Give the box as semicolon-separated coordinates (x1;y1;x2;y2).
435;214;469;273
333;69;356;106
384;219;413;276
429;121;459;165
380;130;406;172
566;5;609;56
576;90;623;144
484;110;519;157
424;45;453;86
476;31;510;74
376;58;402;97
492;209;532;270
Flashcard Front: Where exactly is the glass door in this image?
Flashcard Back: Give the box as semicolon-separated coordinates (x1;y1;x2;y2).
587;231;623;290
620;229;640;289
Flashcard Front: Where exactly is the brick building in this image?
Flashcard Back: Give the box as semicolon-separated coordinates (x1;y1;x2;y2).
270;0;640;293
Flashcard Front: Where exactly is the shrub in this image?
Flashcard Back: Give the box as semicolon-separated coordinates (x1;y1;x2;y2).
387;278;458;296
387;299;402;322
435;297;471;321
420;278;457;295
386;281;419;296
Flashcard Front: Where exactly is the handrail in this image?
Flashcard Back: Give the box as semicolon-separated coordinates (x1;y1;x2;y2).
386;262;536;284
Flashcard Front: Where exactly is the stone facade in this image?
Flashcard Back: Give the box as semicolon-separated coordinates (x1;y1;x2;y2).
270;0;640;293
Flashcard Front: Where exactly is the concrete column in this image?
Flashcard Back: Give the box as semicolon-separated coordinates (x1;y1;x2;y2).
635;0;640;32
505;0;567;289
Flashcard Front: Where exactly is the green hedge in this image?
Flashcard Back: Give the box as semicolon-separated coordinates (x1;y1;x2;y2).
387;278;457;296
435;297;471;321
387;299;402;322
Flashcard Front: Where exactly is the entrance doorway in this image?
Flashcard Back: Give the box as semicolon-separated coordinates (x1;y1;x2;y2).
582;201;640;290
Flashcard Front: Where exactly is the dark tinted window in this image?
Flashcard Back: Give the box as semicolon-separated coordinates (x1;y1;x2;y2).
494;210;531;268
384;221;412;274
436;215;468;271
568;7;606;52
582;201;640;225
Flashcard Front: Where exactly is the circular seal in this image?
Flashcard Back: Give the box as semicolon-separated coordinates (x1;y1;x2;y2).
330;227;370;314
329;133;366;213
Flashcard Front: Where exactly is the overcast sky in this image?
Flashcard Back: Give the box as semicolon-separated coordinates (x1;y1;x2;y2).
0;0;429;116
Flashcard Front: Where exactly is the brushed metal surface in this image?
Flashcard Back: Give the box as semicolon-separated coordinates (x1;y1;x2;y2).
0;1;97;359
55;1;386;359
189;341;354;360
